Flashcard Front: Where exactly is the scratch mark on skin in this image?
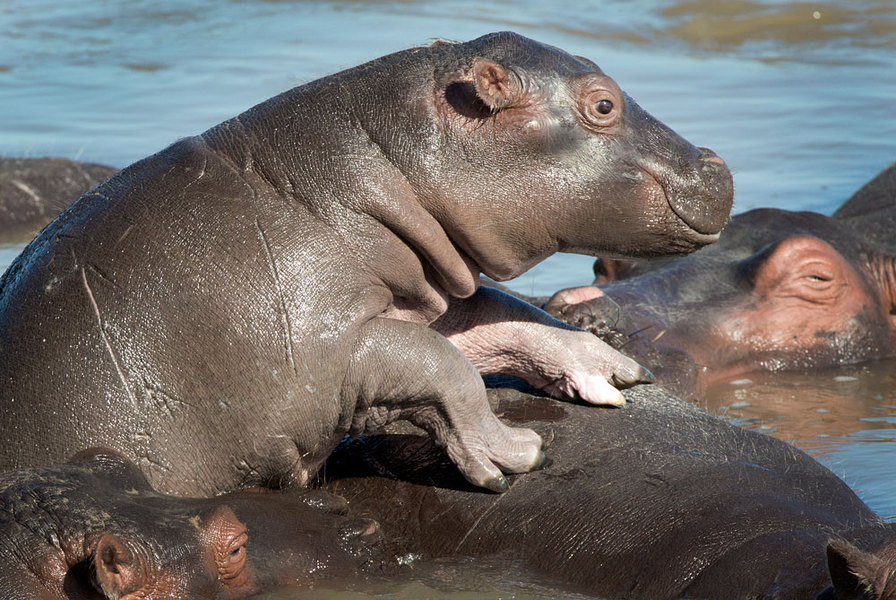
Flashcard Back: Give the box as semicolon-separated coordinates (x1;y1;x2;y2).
454;492;506;552
255;218;297;371
86;263;118;288
81;267;139;409
117;222;136;244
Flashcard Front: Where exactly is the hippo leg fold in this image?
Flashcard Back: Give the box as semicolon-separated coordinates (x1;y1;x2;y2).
433;287;654;406
344;316;544;493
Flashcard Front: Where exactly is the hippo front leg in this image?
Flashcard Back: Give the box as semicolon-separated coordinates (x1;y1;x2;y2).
433;286;654;406
344;316;544;493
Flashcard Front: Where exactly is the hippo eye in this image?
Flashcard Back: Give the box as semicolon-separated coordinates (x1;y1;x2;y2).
577;81;623;130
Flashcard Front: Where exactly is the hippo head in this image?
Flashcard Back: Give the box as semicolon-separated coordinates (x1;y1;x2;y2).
581;209;896;389
407;32;734;281
88;496;383;599
8;449;386;599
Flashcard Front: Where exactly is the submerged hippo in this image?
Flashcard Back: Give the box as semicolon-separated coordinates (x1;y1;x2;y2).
0;157;117;243
542;163;896;397
0;448;386;600
322;384;896;600
0;32;732;495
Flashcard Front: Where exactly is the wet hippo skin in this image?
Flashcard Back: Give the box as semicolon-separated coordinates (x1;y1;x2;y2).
0;448;386;600
322;384;896;600
0;32;732;495
541;162;896;398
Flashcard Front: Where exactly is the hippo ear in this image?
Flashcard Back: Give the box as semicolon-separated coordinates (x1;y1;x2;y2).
471;57;523;111
825;538;887;599
94;534;146;599
867;251;896;328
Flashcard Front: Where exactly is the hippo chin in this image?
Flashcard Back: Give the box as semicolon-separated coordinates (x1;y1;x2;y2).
541;162;896;397
0;448;386;600
322;384;896;600
0;32;732;495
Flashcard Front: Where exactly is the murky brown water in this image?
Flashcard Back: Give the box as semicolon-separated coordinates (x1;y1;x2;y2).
2;0;895;597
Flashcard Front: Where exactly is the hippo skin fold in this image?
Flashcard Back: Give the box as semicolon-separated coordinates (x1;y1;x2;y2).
0;32;732;495
322;384;896;600
0;449;387;599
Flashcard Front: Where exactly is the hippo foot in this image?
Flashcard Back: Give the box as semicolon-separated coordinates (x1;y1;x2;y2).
347;316;544;493
522;328;655;406
435;287;653;408
440;417;545;493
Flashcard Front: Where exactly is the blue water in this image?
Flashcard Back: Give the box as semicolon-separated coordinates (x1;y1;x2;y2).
2;1;896;596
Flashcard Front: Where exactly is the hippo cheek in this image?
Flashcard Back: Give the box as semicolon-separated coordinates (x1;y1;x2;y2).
227;493;387;584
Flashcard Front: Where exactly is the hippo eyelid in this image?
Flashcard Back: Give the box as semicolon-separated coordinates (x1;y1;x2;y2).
796;259;838;285
572;74;624;131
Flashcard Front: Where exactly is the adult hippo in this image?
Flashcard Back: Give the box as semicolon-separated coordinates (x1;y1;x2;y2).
0;157;117;243
0;32;732;495
541;162;896;398
321;383;896;600
0;448;386;600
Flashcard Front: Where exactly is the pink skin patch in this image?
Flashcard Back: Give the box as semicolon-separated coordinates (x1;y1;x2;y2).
552;285;605;305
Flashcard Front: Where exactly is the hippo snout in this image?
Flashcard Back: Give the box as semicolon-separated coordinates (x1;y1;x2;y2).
666;147;734;237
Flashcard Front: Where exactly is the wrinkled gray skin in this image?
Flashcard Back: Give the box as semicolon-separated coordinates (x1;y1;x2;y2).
322;384;896;600
0;448;386;600
0;32;732;495
0;157;117;243
541;163;896;398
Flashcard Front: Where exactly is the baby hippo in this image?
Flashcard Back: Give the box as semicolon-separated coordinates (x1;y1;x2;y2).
0;449;386;599
0;32;732;495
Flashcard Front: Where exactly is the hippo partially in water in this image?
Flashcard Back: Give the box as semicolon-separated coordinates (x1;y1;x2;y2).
541;161;896;397
321;383;896;600
0;448;386;600
5;387;891;599
0;32;732;495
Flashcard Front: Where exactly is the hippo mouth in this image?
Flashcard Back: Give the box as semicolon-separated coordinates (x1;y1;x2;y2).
646;149;734;241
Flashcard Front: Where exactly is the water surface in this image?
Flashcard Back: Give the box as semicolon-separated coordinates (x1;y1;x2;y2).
2;0;895;596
